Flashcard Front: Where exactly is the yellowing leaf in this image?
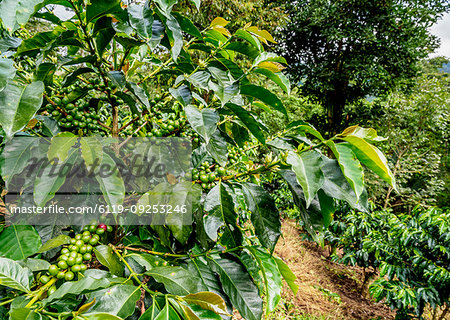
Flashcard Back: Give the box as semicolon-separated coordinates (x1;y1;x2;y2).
183;292;230;316
76;298;96;315
257;61;285;72
247;26;277;44
243;22;252;29
212;25;231;37
26;118;38;129
210;17;229;27
340;125;387;142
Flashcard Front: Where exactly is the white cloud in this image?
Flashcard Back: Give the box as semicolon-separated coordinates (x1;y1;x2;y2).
429;13;450;58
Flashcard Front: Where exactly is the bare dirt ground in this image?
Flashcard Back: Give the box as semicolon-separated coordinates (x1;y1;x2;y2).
272;219;395;320
235;219;395;320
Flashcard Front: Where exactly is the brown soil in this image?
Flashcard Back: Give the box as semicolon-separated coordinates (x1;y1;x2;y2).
272;219;395;320
234;219;395;320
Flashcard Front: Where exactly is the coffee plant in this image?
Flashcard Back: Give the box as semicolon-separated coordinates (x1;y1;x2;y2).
0;0;396;319
326;206;450;319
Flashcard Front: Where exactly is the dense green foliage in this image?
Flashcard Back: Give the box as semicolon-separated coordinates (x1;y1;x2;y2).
276;0;450;134
325;206;450;319
0;0;398;319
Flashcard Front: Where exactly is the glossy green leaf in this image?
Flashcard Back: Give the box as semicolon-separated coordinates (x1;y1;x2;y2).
169;85;192;106
183;292;229;316
19;258;50;272
42;275;115;305
0;226;41;260
35;63;56;85
273;257;298;295
126;82;150;110
154;0;178;16
326;141;364;201
320;157;369;212
173;12;202;39
209;256;263;320
241;183;281;252
17;28;63;54
185;106;219;143
223;42;259;59
9;308;44;320
252;68;290;94
187;258;225;297
248;248;282;313
124;253;166;271
240;85;286;116
280;169;332;239
286;120;324;141
0;58;16;92
62;67;95;87
154;302;181;320
35;115;61;137
341;136;396;188
81;313;124;320
128;3;154;40
0;258;32;292
35;224;66;260
47;132;77;163
138;303;160;320
34;148;77;207
37;234;71;253
225;103;265;145
286;151;324;208
80;136;103;168
145;266;202;296
86;0;121;22
209;81;239;106
235;29;263;51
165;14;183;61
180;303;222;320
204;183;241;247
93;245;124;277
94;152;125;208
206;131;228;167
187;71;210;90
0;136;35;187
86;285;140;319
0;0;44;31
0;81;44;139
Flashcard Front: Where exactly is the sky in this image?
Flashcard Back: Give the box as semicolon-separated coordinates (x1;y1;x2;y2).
430;12;450;58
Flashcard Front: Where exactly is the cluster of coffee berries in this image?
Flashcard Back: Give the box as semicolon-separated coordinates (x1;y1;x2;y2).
148;112;186;137
192;161;227;190
39;223;112;293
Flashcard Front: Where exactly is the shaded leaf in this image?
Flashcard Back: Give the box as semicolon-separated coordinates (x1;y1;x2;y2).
326;141;364;201
209;256;263;320
87;285;141;319
241;183;281;252
0;258;32;292
0;226;41;260
0;81;44;139
37;234;71;253
93;245;124;277
240;85;286;116
145;266;202;296
286;151;324;208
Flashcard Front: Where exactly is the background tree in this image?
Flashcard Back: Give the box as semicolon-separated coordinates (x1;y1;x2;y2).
275;0;450;135
341;58;449;210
